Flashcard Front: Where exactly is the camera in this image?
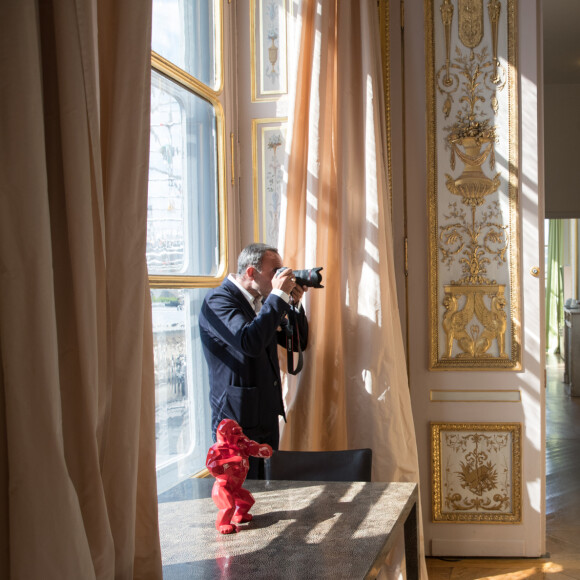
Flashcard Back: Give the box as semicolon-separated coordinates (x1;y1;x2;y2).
277;267;324;288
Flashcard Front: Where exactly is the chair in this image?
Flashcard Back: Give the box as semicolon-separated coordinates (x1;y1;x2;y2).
264;448;372;482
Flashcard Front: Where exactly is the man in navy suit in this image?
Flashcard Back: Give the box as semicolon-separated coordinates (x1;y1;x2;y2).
199;243;309;478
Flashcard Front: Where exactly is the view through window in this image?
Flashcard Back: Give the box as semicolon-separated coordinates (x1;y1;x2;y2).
149;0;225;494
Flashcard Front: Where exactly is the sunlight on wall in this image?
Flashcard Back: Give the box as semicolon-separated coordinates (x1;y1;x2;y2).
526;477;542;514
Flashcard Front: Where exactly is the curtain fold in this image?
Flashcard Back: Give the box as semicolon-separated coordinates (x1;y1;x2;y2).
280;1;426;577
546;220;564;354
0;1;162;578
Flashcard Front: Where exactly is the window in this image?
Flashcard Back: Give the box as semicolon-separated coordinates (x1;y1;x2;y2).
149;0;227;494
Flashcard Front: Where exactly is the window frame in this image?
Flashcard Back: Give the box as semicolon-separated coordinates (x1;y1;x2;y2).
149;0;231;486
149;1;228;289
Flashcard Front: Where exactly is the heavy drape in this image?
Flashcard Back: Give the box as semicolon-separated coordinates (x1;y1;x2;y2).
0;1;161;578
546;220;564;353
279;0;426;576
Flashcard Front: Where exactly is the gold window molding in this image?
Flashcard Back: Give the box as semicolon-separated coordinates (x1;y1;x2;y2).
426;0;520;370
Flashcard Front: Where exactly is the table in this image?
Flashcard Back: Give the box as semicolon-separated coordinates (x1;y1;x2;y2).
158;478;418;579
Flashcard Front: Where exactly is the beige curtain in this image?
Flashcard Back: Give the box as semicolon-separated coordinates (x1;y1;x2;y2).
0;1;161;578
280;0;425;576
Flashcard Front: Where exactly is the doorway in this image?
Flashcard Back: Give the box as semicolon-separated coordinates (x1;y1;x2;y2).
545;219;580;559
542;0;580;559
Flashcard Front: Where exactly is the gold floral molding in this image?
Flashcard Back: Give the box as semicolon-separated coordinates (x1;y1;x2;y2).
426;0;520;370
431;422;522;523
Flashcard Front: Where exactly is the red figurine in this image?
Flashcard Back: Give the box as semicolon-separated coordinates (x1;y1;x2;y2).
206;419;272;534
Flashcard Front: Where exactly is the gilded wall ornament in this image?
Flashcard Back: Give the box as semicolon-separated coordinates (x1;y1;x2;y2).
439;47;508;360
442;285;507;358
431;422;522;523
488;0;501;82
441;0;454;87
458;0;484;49
427;0;520;370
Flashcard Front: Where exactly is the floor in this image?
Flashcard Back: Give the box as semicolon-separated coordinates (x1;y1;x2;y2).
426;354;580;579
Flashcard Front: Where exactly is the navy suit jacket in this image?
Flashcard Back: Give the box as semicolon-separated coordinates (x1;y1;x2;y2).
199;278;308;444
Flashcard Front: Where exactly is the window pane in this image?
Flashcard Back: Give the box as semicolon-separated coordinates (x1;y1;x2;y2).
148;70;220;277
153;287;213;493
152;0;219;91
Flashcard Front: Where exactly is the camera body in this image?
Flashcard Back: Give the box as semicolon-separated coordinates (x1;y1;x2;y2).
277;267;324;288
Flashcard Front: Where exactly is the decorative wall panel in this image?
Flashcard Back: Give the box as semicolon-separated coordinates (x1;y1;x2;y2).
431;422;522;523
426;0;520;370
251;0;289;101
252;118;288;245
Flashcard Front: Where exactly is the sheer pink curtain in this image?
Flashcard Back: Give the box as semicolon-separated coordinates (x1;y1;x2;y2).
0;1;161;578
280;0;426;576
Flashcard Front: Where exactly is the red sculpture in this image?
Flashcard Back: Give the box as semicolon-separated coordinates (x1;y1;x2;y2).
206;419;273;534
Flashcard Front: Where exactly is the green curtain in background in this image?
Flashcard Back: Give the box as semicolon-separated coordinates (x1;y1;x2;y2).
546;220;564;353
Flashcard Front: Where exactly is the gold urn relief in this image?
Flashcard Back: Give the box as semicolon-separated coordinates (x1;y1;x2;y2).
268;35;279;74
445;136;500;207
445;61;500;209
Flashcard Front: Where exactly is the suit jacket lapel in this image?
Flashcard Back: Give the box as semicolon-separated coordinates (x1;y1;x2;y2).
223;278;282;374
223;278;256;319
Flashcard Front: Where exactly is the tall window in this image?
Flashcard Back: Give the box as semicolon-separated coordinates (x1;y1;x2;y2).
149;0;227;493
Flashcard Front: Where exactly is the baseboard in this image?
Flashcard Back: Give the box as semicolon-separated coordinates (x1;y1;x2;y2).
431;538;526;558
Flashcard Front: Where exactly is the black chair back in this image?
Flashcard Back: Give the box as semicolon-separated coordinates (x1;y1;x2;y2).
264;448;372;482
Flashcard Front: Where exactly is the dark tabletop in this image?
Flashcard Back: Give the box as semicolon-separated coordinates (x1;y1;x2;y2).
159;478;418;579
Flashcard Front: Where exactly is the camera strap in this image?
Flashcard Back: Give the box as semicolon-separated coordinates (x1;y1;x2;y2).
285;308;303;375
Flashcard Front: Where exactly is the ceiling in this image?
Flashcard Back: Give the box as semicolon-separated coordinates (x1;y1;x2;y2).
543;0;580;84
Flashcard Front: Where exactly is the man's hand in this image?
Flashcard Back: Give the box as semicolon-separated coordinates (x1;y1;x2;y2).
290;284;308;305
271;267;296;295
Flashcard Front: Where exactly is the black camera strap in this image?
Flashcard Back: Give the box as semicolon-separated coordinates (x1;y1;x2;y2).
284;308;303;375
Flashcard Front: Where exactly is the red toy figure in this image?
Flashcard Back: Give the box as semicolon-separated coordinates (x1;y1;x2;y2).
206;419;273;534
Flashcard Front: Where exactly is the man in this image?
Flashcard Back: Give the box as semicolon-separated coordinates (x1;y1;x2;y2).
199;243;309;478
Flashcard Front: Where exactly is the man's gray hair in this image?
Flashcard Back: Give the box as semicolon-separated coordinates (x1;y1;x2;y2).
237;243;279;274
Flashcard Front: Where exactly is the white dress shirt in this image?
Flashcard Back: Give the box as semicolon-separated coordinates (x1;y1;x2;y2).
228;274;290;313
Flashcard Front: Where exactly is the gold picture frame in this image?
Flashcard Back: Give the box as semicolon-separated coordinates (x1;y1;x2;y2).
250;0;290;102
426;0;521;370
431;422;522;523
252;118;288;244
